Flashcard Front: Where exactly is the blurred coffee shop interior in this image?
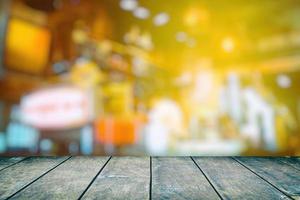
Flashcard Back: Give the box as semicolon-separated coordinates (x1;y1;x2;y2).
0;0;300;156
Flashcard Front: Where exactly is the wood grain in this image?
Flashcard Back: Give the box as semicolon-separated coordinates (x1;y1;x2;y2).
82;157;150;200
152;157;220;200
0;156;298;199
236;157;300;199
0;156;68;199
193;157;289;200
10;157;109;199
0;157;25;171
278;157;300;171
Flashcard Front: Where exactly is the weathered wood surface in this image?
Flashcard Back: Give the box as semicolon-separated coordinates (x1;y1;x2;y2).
193;157;288;200
0;156;299;200
236;157;300;199
0;157;69;199
152;157;220;200
0;157;25;171
278;157;300;171
81;157;150;200
10;157;109;200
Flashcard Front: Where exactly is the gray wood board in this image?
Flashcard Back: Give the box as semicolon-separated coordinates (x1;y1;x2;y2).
152;157;220;200
0;156;68;199
236;157;300;199
10;156;109;200
278;157;300;171
0;157;25;171
82;157;150;200
193;157;289;200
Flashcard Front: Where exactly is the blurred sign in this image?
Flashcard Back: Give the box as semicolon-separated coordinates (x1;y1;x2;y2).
5;17;51;74
21;86;92;130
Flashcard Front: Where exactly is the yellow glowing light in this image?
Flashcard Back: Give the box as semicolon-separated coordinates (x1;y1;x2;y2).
5;18;51;74
184;7;209;27
184;11;199;26
221;37;235;53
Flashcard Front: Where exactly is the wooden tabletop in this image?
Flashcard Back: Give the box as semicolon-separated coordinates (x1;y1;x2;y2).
0;157;299;200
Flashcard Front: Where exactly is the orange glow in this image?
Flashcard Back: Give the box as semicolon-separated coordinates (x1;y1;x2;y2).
95;117;143;145
5;18;51;74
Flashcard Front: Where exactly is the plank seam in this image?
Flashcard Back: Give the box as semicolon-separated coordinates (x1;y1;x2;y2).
149;156;152;200
190;157;224;200
0;157;30;173
5;156;72;200
278;159;300;172
78;156;112;200
232;157;294;200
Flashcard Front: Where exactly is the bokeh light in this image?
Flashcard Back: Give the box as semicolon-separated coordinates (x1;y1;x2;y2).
0;0;300;156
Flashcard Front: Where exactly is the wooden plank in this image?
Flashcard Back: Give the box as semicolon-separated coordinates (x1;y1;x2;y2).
152;157;219;200
10;157;110;199
236;157;300;199
0;156;68;199
193;157;289;200
81;157;150;200
0;157;25;171
278;157;300;171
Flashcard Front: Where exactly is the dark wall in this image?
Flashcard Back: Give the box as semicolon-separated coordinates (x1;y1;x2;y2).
0;1;10;77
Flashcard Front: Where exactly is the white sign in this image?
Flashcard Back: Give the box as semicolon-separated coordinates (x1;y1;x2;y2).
21;86;92;130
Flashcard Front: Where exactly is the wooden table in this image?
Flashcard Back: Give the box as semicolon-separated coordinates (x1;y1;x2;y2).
0;157;299;199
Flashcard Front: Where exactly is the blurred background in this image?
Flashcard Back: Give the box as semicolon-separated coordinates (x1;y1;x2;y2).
0;0;300;156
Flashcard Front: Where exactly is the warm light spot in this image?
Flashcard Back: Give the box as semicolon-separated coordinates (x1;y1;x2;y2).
5;18;51;74
221;37;235;53
277;74;291;88
133;7;150;19
120;0;137;11
153;12;170;26
184;7;209;27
